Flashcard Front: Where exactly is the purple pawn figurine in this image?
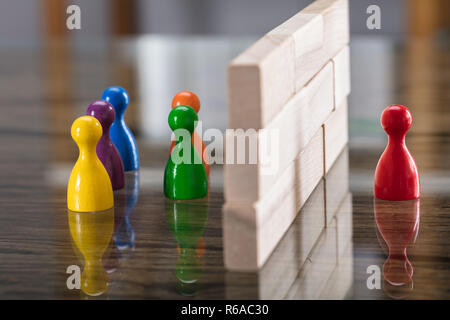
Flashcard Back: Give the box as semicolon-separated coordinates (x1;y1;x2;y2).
86;101;125;190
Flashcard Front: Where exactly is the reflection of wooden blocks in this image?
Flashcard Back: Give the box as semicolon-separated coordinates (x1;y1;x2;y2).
320;243;353;299
320;193;353;299
225;170;352;299
225;180;326;297
286;191;353;299
324;146;349;225
336;193;353;260
286;217;338;299
224;0;351;271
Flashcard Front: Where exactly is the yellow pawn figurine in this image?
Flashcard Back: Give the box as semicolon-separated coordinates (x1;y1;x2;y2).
67;116;114;212
68;209;114;297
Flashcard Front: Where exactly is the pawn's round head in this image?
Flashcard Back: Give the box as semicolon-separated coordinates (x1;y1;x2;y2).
171;91;200;113
168;105;198;135
381;105;412;136
71;116;103;148
86;100;115;132
101;86;129;116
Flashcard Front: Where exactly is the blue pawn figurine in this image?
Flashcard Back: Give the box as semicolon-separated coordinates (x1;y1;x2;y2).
102;86;139;171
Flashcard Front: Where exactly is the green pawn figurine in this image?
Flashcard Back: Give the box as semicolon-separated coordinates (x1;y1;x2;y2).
164;105;208;199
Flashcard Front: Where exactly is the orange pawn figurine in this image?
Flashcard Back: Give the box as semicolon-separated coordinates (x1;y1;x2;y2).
169;91;210;177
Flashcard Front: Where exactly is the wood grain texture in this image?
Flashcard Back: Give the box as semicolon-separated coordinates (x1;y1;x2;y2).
223;129;259;202
269;13;324;59
332;45;351;109
324;99;349;173
228;35;295;130
225;180;326;296
295;0;349;91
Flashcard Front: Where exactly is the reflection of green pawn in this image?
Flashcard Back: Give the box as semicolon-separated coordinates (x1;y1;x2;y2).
164;105;208;199
166;200;209;296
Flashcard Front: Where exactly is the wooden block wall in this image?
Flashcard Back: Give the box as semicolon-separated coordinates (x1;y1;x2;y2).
224;0;351;271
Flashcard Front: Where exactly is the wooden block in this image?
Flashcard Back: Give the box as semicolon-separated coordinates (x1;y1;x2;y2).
225;62;334;203
295;0;350;92
228;35;295;130
228;0;349;130
233;127;323;227
224;129;259;202
223;0;350;273
332;45;351;108
324;99;348;173
225;180;325;296
286;217;338;299
223;129;324;271
324;146;349;226
269;12;324;58
261;63;333;199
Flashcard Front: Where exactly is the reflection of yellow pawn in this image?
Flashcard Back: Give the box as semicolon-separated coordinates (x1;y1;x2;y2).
67;116;113;212
68;209;114;296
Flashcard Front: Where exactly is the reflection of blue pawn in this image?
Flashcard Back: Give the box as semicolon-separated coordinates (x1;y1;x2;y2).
114;172;139;254
101;86;139;171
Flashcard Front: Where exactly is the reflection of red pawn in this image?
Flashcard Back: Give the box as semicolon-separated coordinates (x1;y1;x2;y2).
374;105;420;200
374;199;420;287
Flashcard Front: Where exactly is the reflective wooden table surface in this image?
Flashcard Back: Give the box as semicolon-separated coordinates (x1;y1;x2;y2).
0;36;448;299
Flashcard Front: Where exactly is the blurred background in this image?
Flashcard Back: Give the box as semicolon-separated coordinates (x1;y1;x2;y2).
0;0;448;141
0;0;448;191
0;0;448;40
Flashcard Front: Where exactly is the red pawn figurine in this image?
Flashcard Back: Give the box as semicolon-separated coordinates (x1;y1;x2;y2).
374;105;420;200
